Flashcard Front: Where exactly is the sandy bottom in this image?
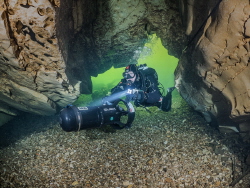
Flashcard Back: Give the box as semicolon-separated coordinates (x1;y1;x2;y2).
0;94;249;188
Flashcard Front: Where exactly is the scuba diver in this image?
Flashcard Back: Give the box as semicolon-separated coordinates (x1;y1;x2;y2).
59;63;176;132
110;63;175;113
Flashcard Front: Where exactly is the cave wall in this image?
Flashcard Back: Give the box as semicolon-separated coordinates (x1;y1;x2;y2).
175;0;250;135
0;0;185;119
0;0;80;117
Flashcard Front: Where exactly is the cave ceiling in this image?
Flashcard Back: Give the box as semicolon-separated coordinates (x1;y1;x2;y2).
0;0;250;137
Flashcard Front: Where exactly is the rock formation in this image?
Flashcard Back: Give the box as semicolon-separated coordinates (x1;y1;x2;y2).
0;0;249;138
0;0;81;119
0;0;185;122
175;0;250;139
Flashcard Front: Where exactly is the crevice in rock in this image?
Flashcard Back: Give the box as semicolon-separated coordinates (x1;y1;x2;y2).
22;25;45;47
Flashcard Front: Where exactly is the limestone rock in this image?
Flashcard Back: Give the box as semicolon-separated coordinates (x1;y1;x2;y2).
0;0;80;118
175;0;250;134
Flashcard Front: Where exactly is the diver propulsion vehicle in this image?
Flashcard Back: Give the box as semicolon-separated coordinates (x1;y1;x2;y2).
59;99;135;132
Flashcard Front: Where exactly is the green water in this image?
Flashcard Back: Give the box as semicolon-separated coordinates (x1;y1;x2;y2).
74;34;178;106
137;34;178;90
92;34;178;92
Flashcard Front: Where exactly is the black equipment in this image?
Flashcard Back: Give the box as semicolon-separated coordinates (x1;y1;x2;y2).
59;99;135;132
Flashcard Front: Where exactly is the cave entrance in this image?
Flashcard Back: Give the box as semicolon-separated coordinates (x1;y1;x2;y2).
137;34;178;90
91;34;178;98
74;34;178;106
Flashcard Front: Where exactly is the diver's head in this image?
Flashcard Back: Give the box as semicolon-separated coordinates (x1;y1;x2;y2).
123;64;138;83
125;71;136;83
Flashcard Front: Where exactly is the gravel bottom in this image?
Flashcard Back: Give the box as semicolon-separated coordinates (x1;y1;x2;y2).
0;94;250;188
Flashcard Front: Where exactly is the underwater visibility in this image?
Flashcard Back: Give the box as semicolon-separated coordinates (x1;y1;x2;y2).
59;35;179;132
1;0;250;186
91;34;178;98
1;34;250;187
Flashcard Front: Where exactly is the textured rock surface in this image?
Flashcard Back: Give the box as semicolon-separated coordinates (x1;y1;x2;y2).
0;0;80;117
0;0;185;119
92;0;186;69
175;0;250;135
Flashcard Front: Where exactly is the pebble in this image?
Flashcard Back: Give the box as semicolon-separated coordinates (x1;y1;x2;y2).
71;181;79;186
0;94;249;187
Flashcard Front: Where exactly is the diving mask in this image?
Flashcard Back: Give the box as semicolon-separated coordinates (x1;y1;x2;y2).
123;71;135;79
